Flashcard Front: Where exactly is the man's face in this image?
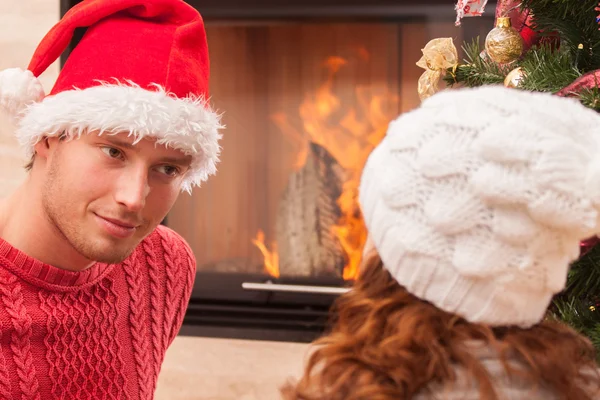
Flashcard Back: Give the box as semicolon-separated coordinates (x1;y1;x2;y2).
38;132;192;264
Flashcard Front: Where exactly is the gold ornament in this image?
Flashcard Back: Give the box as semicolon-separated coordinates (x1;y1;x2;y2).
485;17;524;64
591;305;596;312
503;67;526;88
416;37;458;101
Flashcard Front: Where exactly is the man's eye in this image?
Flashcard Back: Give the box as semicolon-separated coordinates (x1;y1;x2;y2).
101;146;123;159
157;165;180;177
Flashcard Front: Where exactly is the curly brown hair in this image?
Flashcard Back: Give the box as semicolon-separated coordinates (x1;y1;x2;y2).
281;254;600;400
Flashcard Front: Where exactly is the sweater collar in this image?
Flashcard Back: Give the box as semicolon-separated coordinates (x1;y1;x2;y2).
0;237;115;291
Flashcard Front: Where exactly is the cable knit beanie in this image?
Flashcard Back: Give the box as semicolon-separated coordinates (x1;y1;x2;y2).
359;85;600;328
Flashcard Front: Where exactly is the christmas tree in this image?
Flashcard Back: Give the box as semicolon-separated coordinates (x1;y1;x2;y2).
417;0;600;354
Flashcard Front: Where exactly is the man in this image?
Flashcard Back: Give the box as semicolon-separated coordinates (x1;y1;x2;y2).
0;0;222;398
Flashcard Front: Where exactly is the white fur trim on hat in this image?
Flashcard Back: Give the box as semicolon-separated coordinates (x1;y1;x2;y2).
359;85;600;328
16;80;223;193
0;68;45;119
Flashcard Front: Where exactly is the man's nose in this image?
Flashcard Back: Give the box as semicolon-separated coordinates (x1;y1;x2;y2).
113;166;150;213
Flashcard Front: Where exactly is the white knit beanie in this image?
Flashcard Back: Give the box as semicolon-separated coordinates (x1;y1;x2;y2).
359;85;600;328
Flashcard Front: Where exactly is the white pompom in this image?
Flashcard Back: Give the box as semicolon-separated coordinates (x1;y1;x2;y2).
0;68;45;119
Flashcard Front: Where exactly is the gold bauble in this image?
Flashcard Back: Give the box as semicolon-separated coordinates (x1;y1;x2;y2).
485;17;524;64
503;67;526;88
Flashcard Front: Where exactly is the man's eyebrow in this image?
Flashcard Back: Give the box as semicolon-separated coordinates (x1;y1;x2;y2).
101;135;137;150
159;156;193;167
99;135;192;166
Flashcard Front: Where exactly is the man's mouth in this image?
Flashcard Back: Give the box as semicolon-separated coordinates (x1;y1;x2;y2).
100;216;138;229
94;213;140;238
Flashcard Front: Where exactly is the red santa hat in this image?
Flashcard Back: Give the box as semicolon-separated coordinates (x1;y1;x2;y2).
0;0;223;192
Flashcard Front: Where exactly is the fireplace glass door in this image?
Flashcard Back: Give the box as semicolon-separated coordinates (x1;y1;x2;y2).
168;20;465;285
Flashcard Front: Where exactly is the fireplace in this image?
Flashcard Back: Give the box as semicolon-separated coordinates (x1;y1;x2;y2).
61;0;494;342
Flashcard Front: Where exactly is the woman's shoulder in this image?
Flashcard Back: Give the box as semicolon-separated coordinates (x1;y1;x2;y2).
414;342;599;399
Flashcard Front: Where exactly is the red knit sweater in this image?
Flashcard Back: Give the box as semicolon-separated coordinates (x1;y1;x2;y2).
0;225;196;399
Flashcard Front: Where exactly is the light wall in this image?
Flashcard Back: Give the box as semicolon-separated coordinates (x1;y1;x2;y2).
0;1;59;197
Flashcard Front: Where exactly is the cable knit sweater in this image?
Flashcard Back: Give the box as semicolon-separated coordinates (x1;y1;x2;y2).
0;224;195;400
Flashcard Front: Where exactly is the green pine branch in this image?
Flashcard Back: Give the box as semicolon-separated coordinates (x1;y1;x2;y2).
518;44;581;92
564;245;600;299
519;0;600;71
587;323;600;353
551;297;588;333
443;40;581;92
551;244;600;357
579;87;600;111
550;296;600;360
442;42;600;109
443;38;511;87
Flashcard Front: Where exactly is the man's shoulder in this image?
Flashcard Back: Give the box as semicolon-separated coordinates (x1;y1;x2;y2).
139;225;196;270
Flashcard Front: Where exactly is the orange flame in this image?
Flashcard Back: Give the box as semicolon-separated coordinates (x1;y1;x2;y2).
254;53;398;280
251;230;280;278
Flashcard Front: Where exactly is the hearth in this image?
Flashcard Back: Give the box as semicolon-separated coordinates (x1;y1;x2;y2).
61;0;494;342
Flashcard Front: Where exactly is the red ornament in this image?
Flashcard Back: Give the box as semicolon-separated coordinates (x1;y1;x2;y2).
556;69;600;97
595;3;600;29
580;236;600;257
495;0;559;52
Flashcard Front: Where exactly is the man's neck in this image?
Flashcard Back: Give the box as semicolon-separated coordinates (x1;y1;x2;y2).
0;180;95;272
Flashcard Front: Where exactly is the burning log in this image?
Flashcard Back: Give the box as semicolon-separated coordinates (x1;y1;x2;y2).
275;142;347;278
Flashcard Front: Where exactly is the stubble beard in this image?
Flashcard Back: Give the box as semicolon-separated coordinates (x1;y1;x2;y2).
41;161;137;266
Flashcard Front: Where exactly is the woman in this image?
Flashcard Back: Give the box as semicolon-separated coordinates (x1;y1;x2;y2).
283;86;600;399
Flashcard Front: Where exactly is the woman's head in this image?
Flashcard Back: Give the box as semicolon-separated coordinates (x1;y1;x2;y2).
359;85;600;328
282;254;599;400
283;86;600;399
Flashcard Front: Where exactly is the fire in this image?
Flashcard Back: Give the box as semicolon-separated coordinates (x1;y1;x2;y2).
253;53;398;280
251;230;279;278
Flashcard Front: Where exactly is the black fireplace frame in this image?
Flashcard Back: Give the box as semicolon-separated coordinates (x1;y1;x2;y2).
60;0;495;343
59;0;496;65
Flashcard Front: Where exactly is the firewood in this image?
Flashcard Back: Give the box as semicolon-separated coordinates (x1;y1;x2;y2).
275;142;347;278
